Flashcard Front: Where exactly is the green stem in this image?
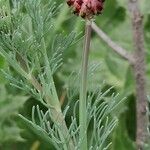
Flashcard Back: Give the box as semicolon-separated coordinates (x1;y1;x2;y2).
79;20;92;150
41;38;61;111
41;38;75;150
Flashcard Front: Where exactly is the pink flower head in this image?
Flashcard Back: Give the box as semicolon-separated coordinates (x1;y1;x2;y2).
67;0;105;19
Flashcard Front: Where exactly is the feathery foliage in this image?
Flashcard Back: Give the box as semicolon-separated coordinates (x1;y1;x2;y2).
0;0;124;149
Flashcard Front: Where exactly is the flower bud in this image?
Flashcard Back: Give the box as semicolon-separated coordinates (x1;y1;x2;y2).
67;0;104;19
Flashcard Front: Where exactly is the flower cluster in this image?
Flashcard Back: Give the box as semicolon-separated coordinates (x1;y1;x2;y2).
67;0;105;19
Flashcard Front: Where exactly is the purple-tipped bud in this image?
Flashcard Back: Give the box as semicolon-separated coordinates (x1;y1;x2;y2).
67;0;104;19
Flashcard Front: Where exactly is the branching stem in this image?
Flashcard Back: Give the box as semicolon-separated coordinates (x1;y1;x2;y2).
91;1;148;148
91;21;134;64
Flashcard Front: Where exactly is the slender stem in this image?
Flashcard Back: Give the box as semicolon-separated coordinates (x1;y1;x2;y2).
41;38;61;111
79;20;92;150
128;0;148;149
91;22;134;64
41;38;75;150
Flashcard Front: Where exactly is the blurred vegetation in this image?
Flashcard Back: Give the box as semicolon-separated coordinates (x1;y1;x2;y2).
0;0;150;149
